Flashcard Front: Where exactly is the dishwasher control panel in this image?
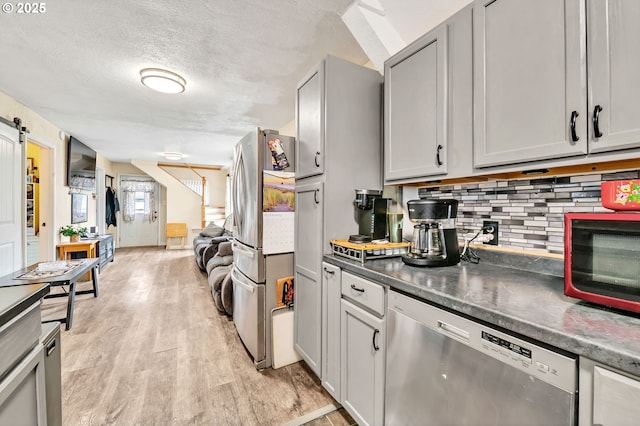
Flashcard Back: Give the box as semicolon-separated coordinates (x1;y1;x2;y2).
482;331;532;360
477;326;575;392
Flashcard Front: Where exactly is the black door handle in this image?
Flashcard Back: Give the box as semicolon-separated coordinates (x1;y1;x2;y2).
436;144;443;166
350;284;365;293
593;105;603;138
314;151;321;167
372;329;380;351
570;111;580;142
313;189;320;204
323;267;335;275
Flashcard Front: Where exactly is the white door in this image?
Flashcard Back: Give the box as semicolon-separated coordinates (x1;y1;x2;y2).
119;177;159;247
0;121;22;275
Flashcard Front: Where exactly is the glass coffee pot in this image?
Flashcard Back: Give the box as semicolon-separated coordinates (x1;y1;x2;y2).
402;199;460;267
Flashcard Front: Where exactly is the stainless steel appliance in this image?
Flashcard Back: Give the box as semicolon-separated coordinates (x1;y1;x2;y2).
40;322;61;426
401;199;460;267
352;189;388;242
231;127;295;369
386;291;578;425
564;212;640;313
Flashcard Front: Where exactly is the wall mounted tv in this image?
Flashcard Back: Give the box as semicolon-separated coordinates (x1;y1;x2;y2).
67;136;97;191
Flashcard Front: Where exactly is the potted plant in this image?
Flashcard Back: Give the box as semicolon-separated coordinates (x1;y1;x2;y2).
59;225;87;242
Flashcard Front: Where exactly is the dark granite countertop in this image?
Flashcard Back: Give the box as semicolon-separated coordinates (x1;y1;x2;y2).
324;253;640;377
0;283;50;328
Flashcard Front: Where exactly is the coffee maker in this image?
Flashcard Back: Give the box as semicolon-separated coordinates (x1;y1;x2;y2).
401;199;460;267
351;189;389;243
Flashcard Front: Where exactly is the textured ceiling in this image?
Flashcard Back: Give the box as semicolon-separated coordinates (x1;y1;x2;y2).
0;0;369;167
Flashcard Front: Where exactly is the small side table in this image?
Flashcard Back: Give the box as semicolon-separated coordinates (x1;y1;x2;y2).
56;240;98;281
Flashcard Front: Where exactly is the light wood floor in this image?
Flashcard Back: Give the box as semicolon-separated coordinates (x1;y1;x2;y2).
42;247;348;426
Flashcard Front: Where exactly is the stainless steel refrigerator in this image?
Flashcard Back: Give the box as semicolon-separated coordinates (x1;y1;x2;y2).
231;127;295;369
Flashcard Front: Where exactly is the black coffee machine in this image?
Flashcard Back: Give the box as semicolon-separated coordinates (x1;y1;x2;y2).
351;189;389;243
401;199;460;267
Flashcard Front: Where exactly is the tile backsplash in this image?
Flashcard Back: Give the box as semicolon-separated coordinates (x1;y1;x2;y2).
411;170;640;254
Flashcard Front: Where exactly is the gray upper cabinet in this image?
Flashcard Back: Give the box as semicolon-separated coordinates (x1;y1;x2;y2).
588;0;640;154
473;0;588;168
385;26;447;181
296;62;324;179
384;5;473;183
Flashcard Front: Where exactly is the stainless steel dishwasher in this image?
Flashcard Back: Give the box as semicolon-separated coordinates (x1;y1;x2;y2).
385;291;577;426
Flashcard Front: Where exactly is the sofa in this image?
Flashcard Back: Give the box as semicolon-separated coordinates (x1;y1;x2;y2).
193;216;233;271
193;216;235;316
206;241;234;315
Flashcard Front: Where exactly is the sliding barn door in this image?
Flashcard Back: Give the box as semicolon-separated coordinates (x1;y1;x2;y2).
0;122;22;275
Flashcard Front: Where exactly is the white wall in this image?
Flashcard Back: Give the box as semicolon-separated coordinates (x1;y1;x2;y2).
131;160;202;245
159;166;227;208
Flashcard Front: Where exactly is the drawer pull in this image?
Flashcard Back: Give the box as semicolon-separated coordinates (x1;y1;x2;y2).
323;267;335;275
372;329;380;351
46;339;56;356
350;284;365;293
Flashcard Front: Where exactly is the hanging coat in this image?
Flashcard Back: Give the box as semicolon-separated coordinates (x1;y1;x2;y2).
106;188;117;227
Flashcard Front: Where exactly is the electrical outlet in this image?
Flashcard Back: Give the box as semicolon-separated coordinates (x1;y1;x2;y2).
482;221;499;245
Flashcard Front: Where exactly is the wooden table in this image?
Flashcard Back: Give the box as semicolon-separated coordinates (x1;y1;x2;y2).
0;258;99;330
56;240;98;280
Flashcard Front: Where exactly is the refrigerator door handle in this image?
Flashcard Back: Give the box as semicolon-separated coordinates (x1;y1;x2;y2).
232;145;245;234
232;242;255;259
232;267;255;293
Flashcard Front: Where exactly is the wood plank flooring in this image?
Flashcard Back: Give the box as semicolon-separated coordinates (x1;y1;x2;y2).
42;247;345;425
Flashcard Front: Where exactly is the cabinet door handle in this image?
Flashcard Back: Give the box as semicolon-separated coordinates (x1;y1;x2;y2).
323;267;335;275
314;151;321;167
593;105;603;138
314;189;320;204
570;111;580;142
436;144;443;166
372;329;380;351
350;284;365;293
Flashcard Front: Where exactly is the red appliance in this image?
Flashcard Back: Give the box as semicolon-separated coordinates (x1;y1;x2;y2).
564;212;640;313
601;180;640;210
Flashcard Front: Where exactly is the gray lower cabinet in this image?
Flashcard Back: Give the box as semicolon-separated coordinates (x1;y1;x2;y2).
294;181;323;376
587;0;640;154
0;302;48;425
579;357;640;426
473;0;587;167
0;344;47;425
340;272;385;426
321;262;341;400
384;4;473;183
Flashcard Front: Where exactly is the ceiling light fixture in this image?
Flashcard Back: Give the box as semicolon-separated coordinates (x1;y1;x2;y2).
163;152;184;161
140;68;186;94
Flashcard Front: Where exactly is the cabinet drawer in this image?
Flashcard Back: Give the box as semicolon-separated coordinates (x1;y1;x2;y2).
341;271;385;316
0;302;41;381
